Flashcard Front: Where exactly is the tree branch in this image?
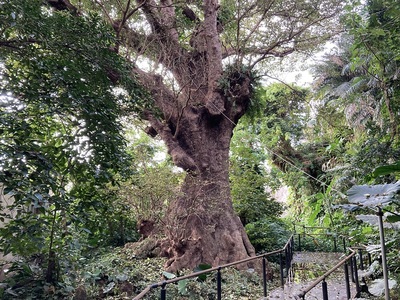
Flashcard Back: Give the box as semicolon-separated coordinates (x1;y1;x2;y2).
136;0;179;44
133;66;178;120
145;113;198;173
202;0;224;115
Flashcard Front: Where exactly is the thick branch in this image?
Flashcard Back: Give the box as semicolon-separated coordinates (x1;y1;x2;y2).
0;39;37;50
203;0;224;115
133;67;178;120
145;113;198;173
136;0;179;46
159;0;179;41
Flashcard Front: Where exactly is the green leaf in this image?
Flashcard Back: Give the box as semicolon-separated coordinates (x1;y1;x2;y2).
371;28;386;37
371;162;400;178
194;263;212;272
347;182;400;207
162;271;176;279
178;279;188;295
193;263;212;281
386;215;400;223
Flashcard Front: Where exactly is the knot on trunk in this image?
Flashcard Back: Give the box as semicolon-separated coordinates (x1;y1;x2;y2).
170;148;198;173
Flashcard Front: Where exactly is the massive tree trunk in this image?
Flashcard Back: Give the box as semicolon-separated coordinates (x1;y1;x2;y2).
125;0;258;271
139;44;256;270
160;108;256;271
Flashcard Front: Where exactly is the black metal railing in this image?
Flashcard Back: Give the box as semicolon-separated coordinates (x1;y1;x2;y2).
293;246;371;300
294;225;347;253
133;235;295;300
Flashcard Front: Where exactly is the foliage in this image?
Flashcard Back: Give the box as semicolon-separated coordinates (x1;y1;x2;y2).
230;119;283;226
245;218;290;254
0;0;144;291
1;0;400;297
261;84;309;145
230;110;288;253
0;246;280;300
295;1;400;241
295;233;341;253
333;177;400;281
252;83;339;225
344;0;400;137
310;0;400;188
347;182;400;206
114;130;183;227
371;162;400;180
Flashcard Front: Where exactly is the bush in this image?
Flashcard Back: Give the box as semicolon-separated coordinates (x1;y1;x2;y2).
245;218;290;254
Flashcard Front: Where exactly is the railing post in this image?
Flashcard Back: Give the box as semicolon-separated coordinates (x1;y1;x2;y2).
285;248;289;276
358;249;364;270
342;237;346;253
290;236;294;265
377;207;390;300
279;251;284;287
322;278;328;300
333;236;337;252
288;246;291;273
298;233;301;251
353;256;360;294
344;261;351;300
368;253;372;267
262;257;267;297
349;255;355;283
217;267;222;300
161;282;166;300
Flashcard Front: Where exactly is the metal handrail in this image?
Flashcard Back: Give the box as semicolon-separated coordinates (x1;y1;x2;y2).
133;235;295;300
295;231;351;253
293;246;367;300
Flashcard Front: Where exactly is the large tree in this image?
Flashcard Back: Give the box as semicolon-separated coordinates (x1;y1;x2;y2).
6;0;344;271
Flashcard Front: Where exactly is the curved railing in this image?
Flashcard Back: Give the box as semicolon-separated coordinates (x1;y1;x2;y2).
133;235;295;300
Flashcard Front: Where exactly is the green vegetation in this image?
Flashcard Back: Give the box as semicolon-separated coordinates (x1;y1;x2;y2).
0;0;400;299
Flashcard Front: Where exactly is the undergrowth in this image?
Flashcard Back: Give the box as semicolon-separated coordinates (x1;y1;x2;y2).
0;246;282;299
